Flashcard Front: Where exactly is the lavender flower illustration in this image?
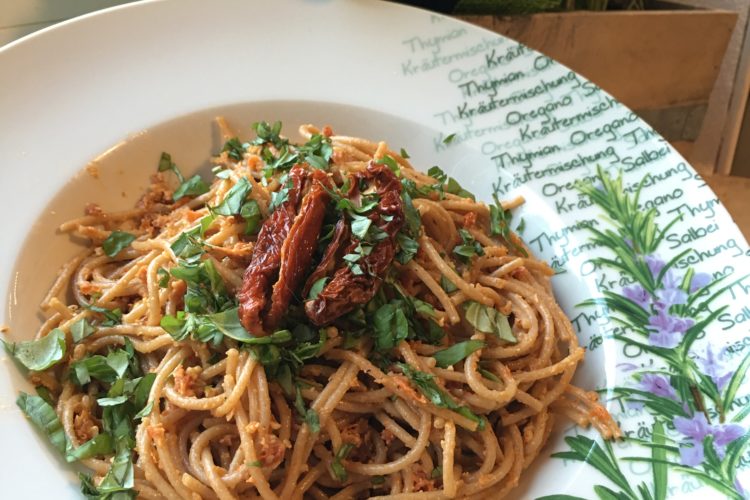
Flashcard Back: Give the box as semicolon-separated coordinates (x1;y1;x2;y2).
543;167;750;500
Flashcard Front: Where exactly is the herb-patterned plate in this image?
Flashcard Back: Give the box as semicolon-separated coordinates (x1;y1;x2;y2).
0;0;748;498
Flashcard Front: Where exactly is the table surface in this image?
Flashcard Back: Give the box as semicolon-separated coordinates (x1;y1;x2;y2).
2;1;747;240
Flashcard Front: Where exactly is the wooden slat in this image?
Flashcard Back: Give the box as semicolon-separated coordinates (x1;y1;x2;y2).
459;10;737;110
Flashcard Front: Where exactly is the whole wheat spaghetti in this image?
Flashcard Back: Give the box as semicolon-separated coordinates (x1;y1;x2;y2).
9;121;619;499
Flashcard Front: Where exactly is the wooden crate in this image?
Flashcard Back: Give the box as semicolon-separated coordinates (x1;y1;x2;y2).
459;6;737;142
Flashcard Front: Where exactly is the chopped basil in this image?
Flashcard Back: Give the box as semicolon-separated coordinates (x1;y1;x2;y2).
298;133;333;170
375;154;400;175
372;303;409;351
294;386;320;433
478;368;501;382
16;393;68;454
440;275;458;293
443;133;456;144
67;433;113;462
160;308;292;345
489;195;527;257
222;137;246;161
444;177;475;200
158;152;209;202
399;148;410;159
453;229;484;262
395;363;484;430
35;386;54;406
173;174;209;201
240;200;261;234
4;328;66;371
395;232;418;264
463;301;516;343
308;278;328;300
331;443;355;482
213;177;251;216
350;214;372;240
84;303;122;326
134;373;156;410
97;395;129;407
102;231;136;258
432;340;485;368
401;190;421;237
269;175;292;210
158;152;184;182
157;268;170;288
251;121;286;148
134;401;154;420
516;217;526;234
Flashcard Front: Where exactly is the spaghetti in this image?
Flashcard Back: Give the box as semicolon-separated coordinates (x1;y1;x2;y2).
10;121;620;499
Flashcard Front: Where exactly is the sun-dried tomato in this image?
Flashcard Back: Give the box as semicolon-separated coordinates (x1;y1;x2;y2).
238;166;307;334
305;162;404;325
302;217;350;298
266;170;330;329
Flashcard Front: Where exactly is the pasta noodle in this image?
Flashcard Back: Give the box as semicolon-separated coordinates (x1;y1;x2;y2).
11;121;620;499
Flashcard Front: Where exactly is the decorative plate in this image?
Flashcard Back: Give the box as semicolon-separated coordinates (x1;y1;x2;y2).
0;0;747;498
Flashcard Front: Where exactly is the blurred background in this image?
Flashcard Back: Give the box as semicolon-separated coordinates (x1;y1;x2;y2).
1;0;748;236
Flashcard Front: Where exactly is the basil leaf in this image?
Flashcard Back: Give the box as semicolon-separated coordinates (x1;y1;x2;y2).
444;177;474;200
172;308;292;345
16;392;68;454
71;355;118;385
71;319;95;343
516;217;526;234
134;373;156;410
294;386;320;433
102;231;136;257
443;133;456;144
106;350;130;379
67;433;113;462
440;275;458;293
396;363;484;430
412;298;435;318
331;443;354;482
134;401;154;420
479;368;501;382
453;229;484;262
222;137;246;161
428;166;447;183
298;133;333;170
433;340;485;368
5;328;66;371
489;197;527;257
213;177;251;216
375;155;400;175
350;214;372;240
240;200;261;234
463;301;516;343
173;175;209;201
84;303;123;326
206;308;261;343
305;408;321;434
158;152;184;183
308;278;328;300
400;148;410;159
97;395;129;407
157;268;170;288
35;385;54;406
160;312;189;341
89;441;136;497
373;303;408;352
401;190;421;236
395;232;418;264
